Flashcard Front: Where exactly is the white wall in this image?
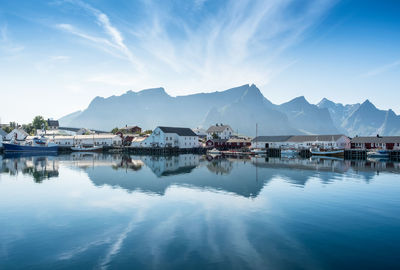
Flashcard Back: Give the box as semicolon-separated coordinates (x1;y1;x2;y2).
52;135;122;146
251;136;351;149
207;126;233;140
138;127;199;149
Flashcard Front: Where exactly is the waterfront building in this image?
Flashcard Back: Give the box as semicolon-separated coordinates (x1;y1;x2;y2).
206;139;228;148
226;138;252;148
47;119;59;130
41;134;122;147
135;126;199;149
351;136;400;150
251;135;351;149
119;125;142;134
206;124;234;140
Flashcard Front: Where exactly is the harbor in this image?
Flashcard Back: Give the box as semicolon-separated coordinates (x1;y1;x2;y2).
2;121;400;162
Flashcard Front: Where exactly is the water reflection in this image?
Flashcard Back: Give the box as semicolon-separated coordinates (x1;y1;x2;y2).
1;153;59;182
1;153;400;194
1;153;400;269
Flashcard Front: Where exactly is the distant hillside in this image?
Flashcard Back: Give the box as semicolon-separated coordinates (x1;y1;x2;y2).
59;84;400;136
318;98;400;136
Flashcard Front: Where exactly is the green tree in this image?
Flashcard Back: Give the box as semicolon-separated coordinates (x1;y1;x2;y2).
111;127;119;134
22;123;35;135
212;132;219;139
2;126;12;133
9;122;16;129
32;116;48;130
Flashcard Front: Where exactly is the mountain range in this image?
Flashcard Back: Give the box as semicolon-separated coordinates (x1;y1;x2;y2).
59;84;400;136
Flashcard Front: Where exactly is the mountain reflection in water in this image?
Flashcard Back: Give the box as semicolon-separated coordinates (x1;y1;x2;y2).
1;153;399;197
1;153;400;270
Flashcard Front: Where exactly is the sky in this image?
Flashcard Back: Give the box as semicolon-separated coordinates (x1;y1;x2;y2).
0;0;399;124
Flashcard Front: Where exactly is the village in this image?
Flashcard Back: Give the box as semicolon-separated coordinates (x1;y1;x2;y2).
1;118;400;161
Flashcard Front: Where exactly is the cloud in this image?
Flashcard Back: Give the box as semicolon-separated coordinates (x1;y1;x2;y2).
35;55;70;73
56;1;142;70
0;24;24;54
55;0;335;94
359;59;400;78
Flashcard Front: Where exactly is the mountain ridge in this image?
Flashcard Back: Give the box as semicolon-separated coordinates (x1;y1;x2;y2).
59;85;400;136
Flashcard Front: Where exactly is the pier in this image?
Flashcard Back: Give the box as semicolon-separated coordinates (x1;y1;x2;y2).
344;149;367;160
125;147;206;155
266;148;281;157
389;150;400;161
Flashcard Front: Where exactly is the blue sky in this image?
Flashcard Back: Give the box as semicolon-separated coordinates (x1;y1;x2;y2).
0;0;399;123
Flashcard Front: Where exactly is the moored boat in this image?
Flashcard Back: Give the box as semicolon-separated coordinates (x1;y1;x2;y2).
207;148;221;155
71;144;103;152
367;150;389;159
3;136;58;153
310;147;344;157
251;148;265;155
281;149;298;156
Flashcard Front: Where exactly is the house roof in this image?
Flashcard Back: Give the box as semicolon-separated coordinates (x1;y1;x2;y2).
47;119;59;127
121;126;141;130
252;135;347;143
227;138;252;143
252;136;292;143
351;136;400;144
206;125;232;133
41;134;120;140
287;135;346;142
207;139;229;143
158;126;197;136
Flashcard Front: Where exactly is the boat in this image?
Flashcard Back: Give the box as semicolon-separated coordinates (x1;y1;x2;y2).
251;148;265;155
367;150;389;159
71;144;103;152
310;147;344;157
207;148;221;155
281;149;298;156
3;136;58;153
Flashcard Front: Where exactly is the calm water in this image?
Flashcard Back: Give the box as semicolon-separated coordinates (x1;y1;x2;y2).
0;153;399;270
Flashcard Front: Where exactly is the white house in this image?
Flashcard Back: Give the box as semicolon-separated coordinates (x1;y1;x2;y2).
251;135;351;149
6;128;29;141
206;124;234;140
134;126;199;149
45;134;122;146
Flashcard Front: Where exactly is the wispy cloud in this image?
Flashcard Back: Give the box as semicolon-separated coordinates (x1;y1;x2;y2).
0;25;24;54
360;59;400;78
56;0;142;70
35;55;70;73
55;0;335;94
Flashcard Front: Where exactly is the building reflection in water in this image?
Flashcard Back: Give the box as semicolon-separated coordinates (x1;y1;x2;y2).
0;153;59;183
1;153;400;196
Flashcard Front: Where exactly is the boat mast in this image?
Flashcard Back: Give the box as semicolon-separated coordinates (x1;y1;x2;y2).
256;123;258;148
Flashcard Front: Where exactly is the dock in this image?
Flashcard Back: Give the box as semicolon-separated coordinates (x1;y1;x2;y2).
344;149;367;160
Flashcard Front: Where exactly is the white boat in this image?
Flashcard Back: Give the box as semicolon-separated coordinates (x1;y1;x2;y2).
251;148;265;154
367;150;389;159
71;145;103;152
310;147;344;157
281;149;298;156
207;148;221;154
